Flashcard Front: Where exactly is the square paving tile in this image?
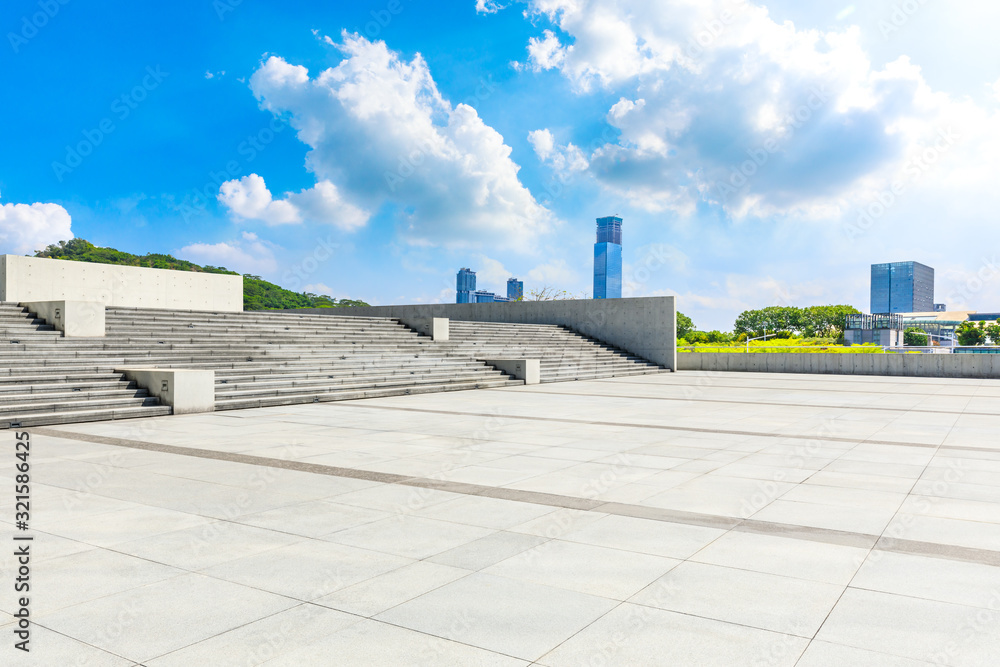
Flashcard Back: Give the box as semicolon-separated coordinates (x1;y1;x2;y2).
375;572;617;661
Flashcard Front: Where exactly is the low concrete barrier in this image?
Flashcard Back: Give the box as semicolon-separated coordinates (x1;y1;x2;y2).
679;352;1000;379
293;297;677;371
118;368;216;414
405;317;449;341
485;359;540;385
22;300;105;337
1;255;242;312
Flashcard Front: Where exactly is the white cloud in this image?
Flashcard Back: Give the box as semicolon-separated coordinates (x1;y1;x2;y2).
526;258;580;289
178;230;278;275
475;0;510;13
527;30;566;72
0;191;73;254
302;282;333;295
528;128;589;173
218;173;369;230
248;32;554;250
513;0;1000;222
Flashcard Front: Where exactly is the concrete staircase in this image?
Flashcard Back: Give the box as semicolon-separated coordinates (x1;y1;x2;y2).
0;303;170;427
0;304;663;427
443;321;663;382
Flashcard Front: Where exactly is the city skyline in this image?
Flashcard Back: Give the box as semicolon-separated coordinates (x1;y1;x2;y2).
3;1;1000;330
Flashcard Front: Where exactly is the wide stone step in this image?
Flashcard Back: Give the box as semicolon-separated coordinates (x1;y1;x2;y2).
215;378;524;411
0;395;162;417
0;405;172;429
216;372;510;399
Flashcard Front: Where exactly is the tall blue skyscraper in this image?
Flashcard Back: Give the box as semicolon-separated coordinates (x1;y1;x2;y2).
457;268;476;303
870;261;934;313
593;216;623;299
507;278;523;301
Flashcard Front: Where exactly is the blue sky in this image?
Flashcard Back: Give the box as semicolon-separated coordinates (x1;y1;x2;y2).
2;0;999;330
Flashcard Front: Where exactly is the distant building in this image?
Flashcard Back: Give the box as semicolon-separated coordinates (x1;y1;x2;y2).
845;313;903;346
456;268;476;304
457;268;517;303
870;261;934;314
934;303;947;312
507;278;523;301
594;215;623;299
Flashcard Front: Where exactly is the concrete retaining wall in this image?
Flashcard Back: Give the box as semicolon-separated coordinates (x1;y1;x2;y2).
679;352;1000;379
0;255;243;312
293;297;677;371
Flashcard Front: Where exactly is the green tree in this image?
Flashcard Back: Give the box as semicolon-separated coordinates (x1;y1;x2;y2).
676;312;695;339
956;321;986;346
984;323;1000;345
903;327;929;346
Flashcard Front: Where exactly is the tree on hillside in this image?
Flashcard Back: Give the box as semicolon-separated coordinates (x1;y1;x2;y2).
34;239;368;311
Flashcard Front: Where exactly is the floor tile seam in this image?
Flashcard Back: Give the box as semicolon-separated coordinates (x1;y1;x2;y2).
532;598;629;666
609;597;819;642
315;403;994;453
806;416;957;646
24;618;140;663
506;387;990;418
139;601;336;665
30;427;1000;565
365;602;545;664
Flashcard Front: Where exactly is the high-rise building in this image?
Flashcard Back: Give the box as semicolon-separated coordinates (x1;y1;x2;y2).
507;278;523;301
456;268;476;304
593;216;623;299
870;261;934;313
457;268;517;303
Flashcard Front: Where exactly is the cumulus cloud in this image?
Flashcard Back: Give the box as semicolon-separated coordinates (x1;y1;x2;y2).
247;33;553;249
178;231;278;275
218;173;369;230
475;0;510;13
528;129;589;173
513;0;1000;221
0;191;73;254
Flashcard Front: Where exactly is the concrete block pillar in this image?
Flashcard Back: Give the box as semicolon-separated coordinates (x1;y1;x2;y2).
485;359;540;385
21;300;105;337
403;317;449;341
118;368;215;415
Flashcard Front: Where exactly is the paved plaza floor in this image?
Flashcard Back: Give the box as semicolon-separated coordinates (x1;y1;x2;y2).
3;370;1000;665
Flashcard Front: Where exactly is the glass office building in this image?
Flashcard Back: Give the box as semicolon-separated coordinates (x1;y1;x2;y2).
456;268;476;303
870;261;934;313
594;216;623;299
507;278;523;301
